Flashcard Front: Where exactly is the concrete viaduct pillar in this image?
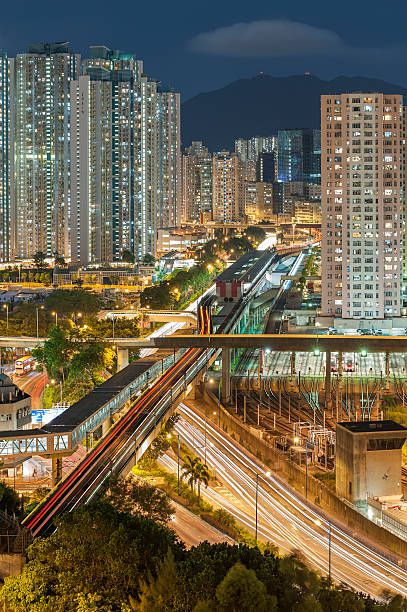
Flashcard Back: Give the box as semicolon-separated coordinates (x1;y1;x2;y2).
222;347;231;403
117;348;129;371
102;416;112;437
51;456;63;487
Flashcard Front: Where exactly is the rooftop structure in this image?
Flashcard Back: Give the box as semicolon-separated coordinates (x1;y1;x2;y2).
336;420;407;506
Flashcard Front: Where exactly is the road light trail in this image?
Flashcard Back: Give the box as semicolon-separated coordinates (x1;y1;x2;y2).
174;402;407;598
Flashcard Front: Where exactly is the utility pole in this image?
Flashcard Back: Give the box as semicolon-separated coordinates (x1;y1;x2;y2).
243;395;247;423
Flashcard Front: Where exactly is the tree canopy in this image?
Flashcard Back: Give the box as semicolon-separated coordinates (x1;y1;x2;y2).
45;289;101;317
0;501;404;612
107;475;174;524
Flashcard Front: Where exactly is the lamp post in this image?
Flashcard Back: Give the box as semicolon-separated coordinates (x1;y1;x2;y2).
315;518;332;584
3;304;8;330
255;471;271;544
51;311;58;326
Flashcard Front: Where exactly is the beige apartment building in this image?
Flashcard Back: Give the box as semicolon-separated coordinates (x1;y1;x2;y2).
245;182;274;222
212;151;245;223
321;93;403;320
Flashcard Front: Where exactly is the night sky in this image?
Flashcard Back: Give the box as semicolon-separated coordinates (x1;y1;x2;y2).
3;0;407;99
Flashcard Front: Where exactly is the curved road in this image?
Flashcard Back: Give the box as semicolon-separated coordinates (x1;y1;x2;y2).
175;401;407;600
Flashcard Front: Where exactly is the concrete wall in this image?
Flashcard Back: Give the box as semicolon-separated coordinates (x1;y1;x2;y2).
0;553;25;579
202;391;407;563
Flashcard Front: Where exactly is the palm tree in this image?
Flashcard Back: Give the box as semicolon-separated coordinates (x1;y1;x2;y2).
181;456;210;504
196;461;210;503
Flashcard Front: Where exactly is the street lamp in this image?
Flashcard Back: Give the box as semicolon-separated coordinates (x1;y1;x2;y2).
51;311;58;326
36;305;45;338
255;471;271;544
3;304;8;330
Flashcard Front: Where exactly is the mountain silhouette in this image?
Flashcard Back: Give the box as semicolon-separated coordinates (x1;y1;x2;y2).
181;73;407;151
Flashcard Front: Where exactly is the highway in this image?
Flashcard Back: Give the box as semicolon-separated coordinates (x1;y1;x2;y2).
174;401;407;599
16;371;47;411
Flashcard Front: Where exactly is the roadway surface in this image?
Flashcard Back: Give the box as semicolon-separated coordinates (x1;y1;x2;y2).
170;501;235;548
173;401;407;599
16;371;47;411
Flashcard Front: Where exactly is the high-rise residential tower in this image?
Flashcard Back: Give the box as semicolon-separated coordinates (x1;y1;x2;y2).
321;93;403;320
70;47;181;264
10;43;80;260
182;142;212;222
212;151;245;223
0;51;9;262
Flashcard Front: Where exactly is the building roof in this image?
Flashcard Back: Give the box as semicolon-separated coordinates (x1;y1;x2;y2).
338;420;407;433
216;250;274;285
42;360;155;432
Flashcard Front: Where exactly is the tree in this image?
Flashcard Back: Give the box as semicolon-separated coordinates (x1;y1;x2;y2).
0;502;182;612
181;456;210;503
45;289;101;317
32;326;72;381
136;549;178;612
123;249;135;265
215;562;275;612
69;342;108;386
143;253;155;265
0;481;20;513
54;254;67;268
243;226;266;244
107;476;174;524
33;251;47;269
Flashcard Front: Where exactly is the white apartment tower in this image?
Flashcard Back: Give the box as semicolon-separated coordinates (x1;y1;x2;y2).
10;43;80;260
321;93;403;320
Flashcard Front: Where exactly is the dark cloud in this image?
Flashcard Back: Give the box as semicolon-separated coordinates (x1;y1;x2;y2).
188;20;386;59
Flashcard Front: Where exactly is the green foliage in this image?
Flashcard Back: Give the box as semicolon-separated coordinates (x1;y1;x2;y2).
0;502;182;612
143;253;156;265
136;548;178;611
243;226;266;244
313;471;336;488
140;414;179;463
45;288;101;317
215;561;276;611
0;499;402;612
107;476;174;524
181;455;210;502
122;249;135;264
32;325;72;380
33;251;47;268
0;481;19;513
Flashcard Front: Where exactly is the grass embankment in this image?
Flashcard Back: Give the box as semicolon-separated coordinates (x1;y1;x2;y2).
132;442;278;554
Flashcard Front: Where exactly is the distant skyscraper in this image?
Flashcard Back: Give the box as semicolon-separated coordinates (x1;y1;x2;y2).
234;138;248;162
10;43;80;260
256;152;276;183
277;128;320;185
182;142;212;222
186;141;209;157
321;93;403;320
0;51;9;262
212;151;245;222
